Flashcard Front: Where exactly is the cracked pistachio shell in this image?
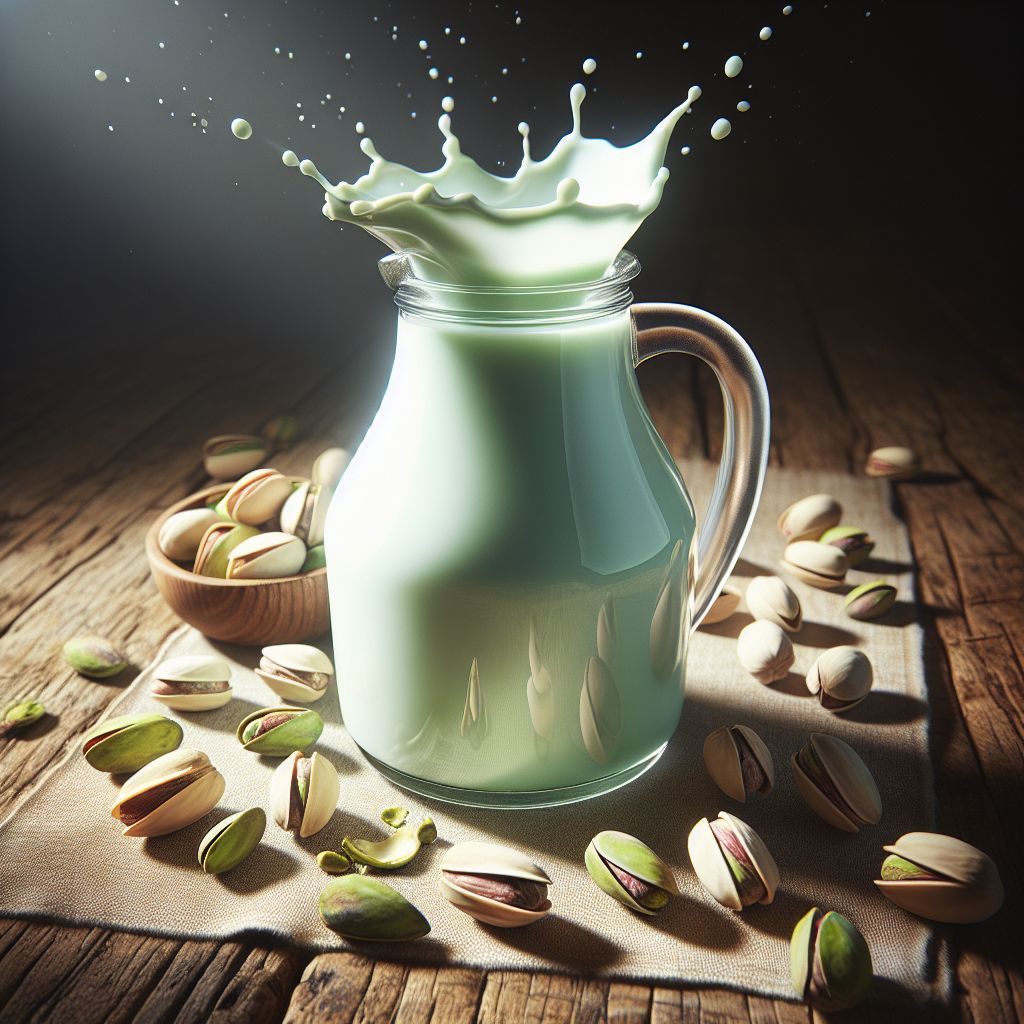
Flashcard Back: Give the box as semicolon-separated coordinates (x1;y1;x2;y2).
158;507;224;561
193;523;261;578
255;644;334;703
844;580;897;621
702;587;741;625
151;655;233;711
237;706;323;755
745;576;802;633
688;812;779;910
63;635;128;679
777;494;842;542
218;468;294;525
111;747;225;837
82;713;183;773
782;541;849;589
320;875;430;941
311;447;352;492
439;842;553;927
226;532;306;580
791;907;872;1011
703;725;774;802
280;480;330;548
381;806;409;828
866;445;920;480
269;750;340;837
199;807;266;873
874;832;1004;923
318;850;353;874
737;620;794;684
806;647;872;713
417;818;437;844
819;526;875;568
343;829;421;869
792;733;882;832
202;435;268;480
585;831;679;916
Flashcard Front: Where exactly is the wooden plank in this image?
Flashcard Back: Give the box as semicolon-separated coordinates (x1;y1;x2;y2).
650;987;699;1024
607;982;651;1023
282;952;375;1024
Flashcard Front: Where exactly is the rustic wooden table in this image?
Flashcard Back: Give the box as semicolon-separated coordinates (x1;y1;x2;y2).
1;231;1020;1024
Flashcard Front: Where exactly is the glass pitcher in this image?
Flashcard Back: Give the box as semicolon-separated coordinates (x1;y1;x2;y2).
323;250;769;807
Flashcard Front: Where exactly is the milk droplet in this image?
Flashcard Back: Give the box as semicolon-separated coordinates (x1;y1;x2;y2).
158;42;165;48
760;26;772;39
298;115;304;121
491;96;497;103
275;47;280;54
288;51;293;58
355;121;365;133
326;94;331;100
158;98;163;104
419;40;428;50
429;68;439;79
783;5;793;12
441;96;454;112
724;55;743;77
282;150;299;166
448;76;453;83
682;41;689;49
711;118;732;140
736;100;750;112
635;51;642;58
460;36;466;44
125;77;130;82
583;58;596;74
680;146;691;154
94;69;107;81
108;125;113;131
516;16;521;23
201;118;208;126
345;52;351;60
231;118;252;139
296;102;302;108
445;27;451;34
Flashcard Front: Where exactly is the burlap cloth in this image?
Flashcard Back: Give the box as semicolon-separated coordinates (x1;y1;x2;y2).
0;465;948;1006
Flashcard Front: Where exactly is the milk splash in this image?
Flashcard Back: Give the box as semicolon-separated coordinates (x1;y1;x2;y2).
288;83;701;286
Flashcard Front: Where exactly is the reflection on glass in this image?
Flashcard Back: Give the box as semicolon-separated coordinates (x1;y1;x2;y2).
597;593;617;666
650;539;685;680
527;617;555;753
580;655;622;764
461;657;488;749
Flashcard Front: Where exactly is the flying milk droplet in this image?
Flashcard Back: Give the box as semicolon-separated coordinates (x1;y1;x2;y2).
760;26;773;39
680;146;691;154
282;150;299;166
441;96;454;112
737;100;751;112
429;67;438;79
231;118;252;139
419;40;428;50
783;5;793;12
94;69;107;81
724;55;743;77
583;58;596;74
355;121;365;134
711;118;732;140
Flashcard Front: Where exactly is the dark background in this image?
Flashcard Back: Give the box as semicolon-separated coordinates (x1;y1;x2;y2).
1;0;1020;385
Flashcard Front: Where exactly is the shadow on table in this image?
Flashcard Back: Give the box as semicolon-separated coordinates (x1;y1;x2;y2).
480;912;624;970
860;556;914;575
845;691;928;725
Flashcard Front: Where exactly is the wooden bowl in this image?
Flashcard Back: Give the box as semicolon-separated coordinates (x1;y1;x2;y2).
145;483;330;646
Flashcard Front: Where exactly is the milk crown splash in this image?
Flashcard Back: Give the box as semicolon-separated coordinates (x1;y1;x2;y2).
290;83;701;286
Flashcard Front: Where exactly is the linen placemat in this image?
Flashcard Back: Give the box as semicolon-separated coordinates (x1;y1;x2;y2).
0;465;948;1006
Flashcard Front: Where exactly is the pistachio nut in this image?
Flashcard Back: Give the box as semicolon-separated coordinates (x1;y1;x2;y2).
702;586;741;625
216;468;294;525
736;620;795;684
320;875;430;940
151;655;233;712
0;698;45;737
688;811;779;910
158;507;224;561
791;907;872;1011
318;850;353;874
198;807;266;873
417;818;438;844
874;832;1004;923
381;806;410;828
192;522;260;578
439;841;552;927
585;831;678;915
202;434;268;480
806;647;872;713
782;541;849;589
580;655;622;763
745;576;802;633
866;445;920;480
792;732;882;832
111;747;225;837
819;525;874;568
777;494;843;542
82;713;183;773
343;828;422;869
280;480;330;548
256;644;334;703
269;749;340;837
844;580;897;621
226;532;306;580
311;446;352;492
63;634;128;678
300;544;326;573
237;706;323;755
703;725;774;802
262;414;299;445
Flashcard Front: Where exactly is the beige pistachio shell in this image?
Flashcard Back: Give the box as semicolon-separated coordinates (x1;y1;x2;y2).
256;644;334;702
737;620;795;684
687;811;779;910
202;434;268;479
874;832;1004;923
220;468;294;525
226;532;306;579
866;446;920;480
580;655;621;764
792;733;882;832
782;541;849;589
703;587;741;625
777;494;843;542
280;480;330;548
151;655;233;711
111;748;225;837
806;647;873;713
745;576;802;633
703;725;774;802
158;508;225;561
311;447;352;491
269;750;340;838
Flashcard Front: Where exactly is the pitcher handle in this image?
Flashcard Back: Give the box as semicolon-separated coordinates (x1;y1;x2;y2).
632;303;770;628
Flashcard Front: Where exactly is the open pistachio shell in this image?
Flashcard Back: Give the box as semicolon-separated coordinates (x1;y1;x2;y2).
111;748;225;837
580;656;621;764
237;705;323;755
844;580;897;620
311;447;352;492
280;480;330;548
226;531;306;579
320;875;430;941
819;526;875;568
151;655;233;711
343;829;421;869
269;750;339;837
781;541;849;590
198;807;266;873
703;725;774;802
193;522;261;578
806;647;872;713
687;812;779;910
745;576;802;633
866;445;919;480
218;468;294;525
874;832;1004;923
585;831;678;915
438;842;552;928
158;507;225;561
777;494;842;542
791;907;872;1010
255;644;334;703
82;713;183;773
202;434;268;479
702;587;741;625
791;732;882;832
